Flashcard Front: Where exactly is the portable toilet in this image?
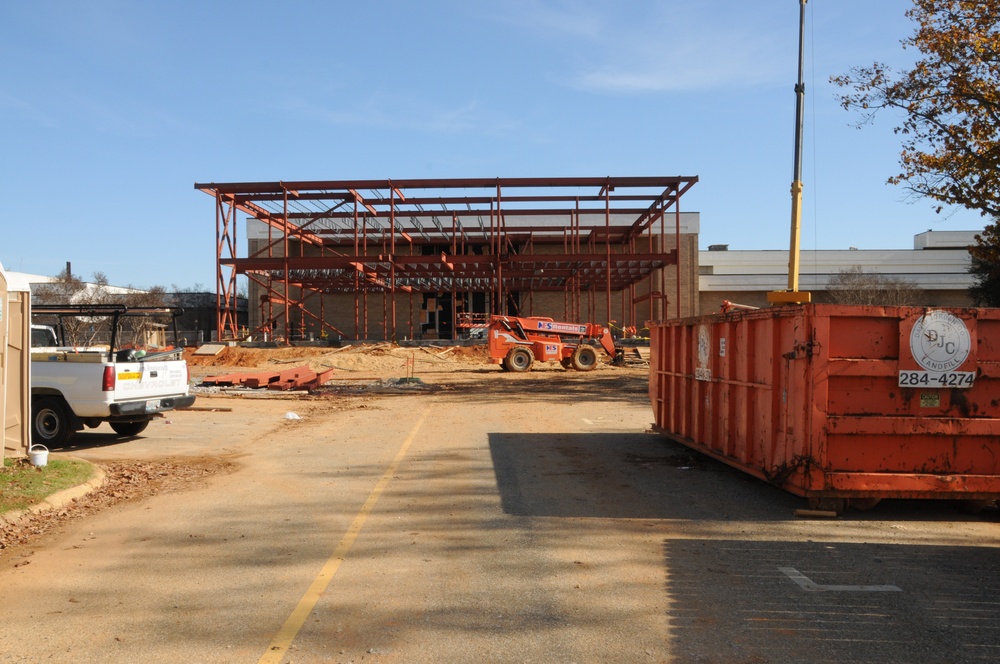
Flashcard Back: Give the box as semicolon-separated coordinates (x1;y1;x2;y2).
0;264;6;462
0;262;31;460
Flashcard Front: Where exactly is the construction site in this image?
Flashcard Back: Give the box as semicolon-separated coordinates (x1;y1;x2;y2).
4;182;1000;661
7;0;1000;659
193;176;699;343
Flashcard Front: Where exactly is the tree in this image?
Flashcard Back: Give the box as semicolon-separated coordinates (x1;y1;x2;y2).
32;268;172;347
33;267;96;305
832;0;1000;217
833;1;1000;306
969;223;1000;305
118;285;173;347
32;269;113;345
826;266;922;306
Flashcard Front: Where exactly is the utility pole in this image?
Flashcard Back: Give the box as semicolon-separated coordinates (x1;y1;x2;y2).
769;0;812;305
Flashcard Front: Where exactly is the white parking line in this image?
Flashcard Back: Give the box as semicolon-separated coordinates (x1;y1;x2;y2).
779;567;902;592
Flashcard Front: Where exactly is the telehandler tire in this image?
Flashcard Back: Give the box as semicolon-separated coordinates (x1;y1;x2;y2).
571;346;598;371
506;347;534;372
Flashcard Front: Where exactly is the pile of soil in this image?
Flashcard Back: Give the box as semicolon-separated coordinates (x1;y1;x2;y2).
184;346;322;368
185;343;491;380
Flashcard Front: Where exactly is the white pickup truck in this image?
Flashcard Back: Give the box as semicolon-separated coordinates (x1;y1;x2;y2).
31;304;196;445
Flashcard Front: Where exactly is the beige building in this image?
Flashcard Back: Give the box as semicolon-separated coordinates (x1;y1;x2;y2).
698;230;977;315
246;212;701;340
244;224;979;339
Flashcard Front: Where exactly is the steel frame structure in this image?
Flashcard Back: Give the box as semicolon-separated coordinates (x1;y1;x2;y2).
194;176;698;341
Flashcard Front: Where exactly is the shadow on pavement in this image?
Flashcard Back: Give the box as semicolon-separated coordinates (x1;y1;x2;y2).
664;538;1000;664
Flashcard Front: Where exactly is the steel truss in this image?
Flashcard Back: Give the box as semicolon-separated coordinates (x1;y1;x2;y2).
194;176;698;341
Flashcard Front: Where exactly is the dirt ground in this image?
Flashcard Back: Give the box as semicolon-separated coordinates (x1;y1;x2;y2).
183;342;492;374
183;341;578;386
0;342;640;561
3;343;1000;663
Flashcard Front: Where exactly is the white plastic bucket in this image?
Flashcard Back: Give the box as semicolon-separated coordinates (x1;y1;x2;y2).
29;444;49;467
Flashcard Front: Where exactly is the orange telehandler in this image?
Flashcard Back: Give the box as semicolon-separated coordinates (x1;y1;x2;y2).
487;315;624;372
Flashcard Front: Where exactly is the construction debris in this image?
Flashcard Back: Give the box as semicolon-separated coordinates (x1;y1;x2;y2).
193;344;228;356
188;342;644;401
620;346;650;367
201;365;335;391
794;509;839;519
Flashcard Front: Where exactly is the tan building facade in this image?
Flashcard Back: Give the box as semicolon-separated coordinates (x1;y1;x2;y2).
699;230;977;315
247;213;701;340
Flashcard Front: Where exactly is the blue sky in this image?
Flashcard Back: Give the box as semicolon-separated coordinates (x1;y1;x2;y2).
1;1;986;290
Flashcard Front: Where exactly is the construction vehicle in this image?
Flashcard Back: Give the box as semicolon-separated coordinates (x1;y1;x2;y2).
488;315;623;372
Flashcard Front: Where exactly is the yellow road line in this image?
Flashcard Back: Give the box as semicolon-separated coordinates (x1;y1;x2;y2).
259;406;431;664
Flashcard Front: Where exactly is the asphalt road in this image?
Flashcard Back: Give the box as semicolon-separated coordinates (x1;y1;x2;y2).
1;369;999;663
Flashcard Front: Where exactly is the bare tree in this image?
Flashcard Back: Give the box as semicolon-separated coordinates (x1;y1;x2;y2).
32;269;172;347
826;266;923;306
33;267;88;305
32;269;112;345
118;285;172;347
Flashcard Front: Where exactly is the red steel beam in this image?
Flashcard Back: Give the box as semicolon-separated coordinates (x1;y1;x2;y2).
197;176;697;341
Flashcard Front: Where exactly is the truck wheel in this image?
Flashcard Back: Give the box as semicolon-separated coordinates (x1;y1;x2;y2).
110;420;150;437
32;397;72;446
506;347;534;372
571;346;598;371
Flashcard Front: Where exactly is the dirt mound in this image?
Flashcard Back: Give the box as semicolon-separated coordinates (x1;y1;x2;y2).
185;343;491;380
184;346;322;368
448;344;490;361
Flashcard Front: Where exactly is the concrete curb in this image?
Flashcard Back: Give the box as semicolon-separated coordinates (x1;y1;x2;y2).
0;459;107;527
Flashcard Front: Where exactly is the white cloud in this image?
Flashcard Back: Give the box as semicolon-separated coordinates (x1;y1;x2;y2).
0;90;59;128
486;1;794;94
61;91;190;138
484;0;604;39
275;93;508;136
574;31;786;93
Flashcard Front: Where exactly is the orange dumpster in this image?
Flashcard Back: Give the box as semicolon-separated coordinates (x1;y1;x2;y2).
648;304;1000;510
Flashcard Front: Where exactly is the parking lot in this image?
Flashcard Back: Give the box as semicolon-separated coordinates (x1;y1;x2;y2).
1;353;999;663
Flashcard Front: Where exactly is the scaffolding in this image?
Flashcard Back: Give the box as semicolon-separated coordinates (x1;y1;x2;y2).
194;176;698;342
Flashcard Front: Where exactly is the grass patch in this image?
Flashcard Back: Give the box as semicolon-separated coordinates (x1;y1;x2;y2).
0;457;95;515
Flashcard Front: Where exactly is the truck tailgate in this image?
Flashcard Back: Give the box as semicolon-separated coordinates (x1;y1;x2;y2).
113;360;189;401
